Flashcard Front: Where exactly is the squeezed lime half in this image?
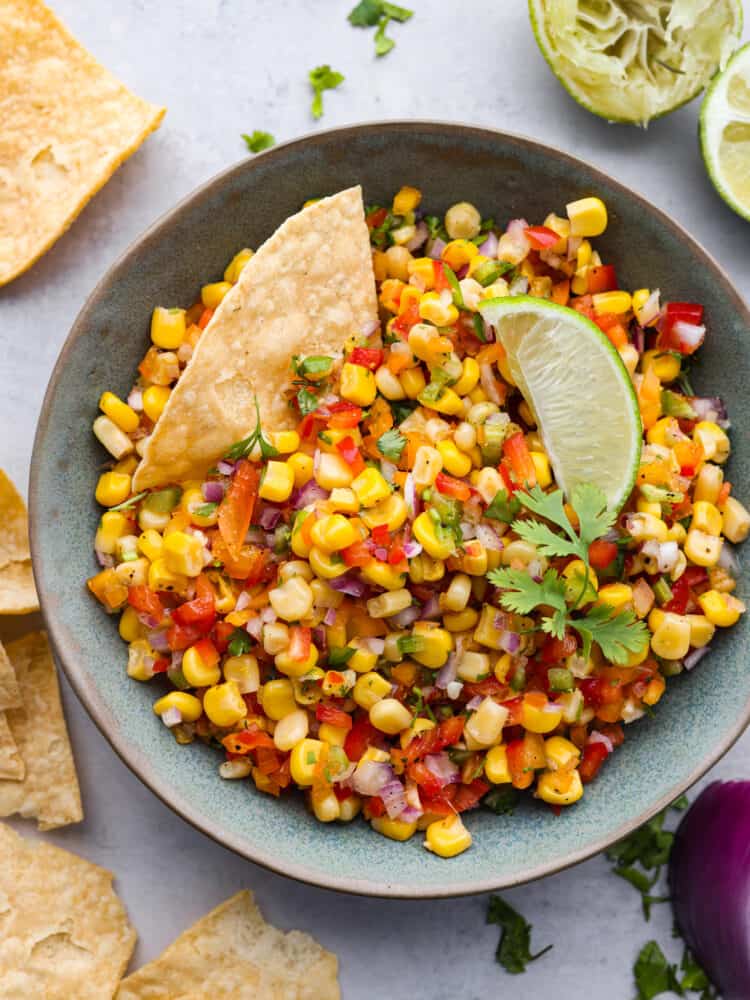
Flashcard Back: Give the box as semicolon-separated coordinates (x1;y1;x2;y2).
701;41;750;223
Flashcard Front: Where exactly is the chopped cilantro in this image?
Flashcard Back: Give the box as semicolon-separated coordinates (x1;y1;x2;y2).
661;389;697;420
472;313;488;342
228;628;253;657
390;399;418;424
484;488;521;524
484;786;520;816
348;1;413;57
297;387;319;416
424;214;448;242
306;751;316;765
377;427;407;460
420;381;445;403
487;895;552;975
634;941;682;999
328;646;356;667
293;355;334;378
241;131;275;153
309;65;344;120
193;502;218;518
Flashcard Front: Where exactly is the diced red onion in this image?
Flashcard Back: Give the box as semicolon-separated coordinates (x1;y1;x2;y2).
506;218;530;245
684;645;711;670
466;694;484;711
292;479;329;509
137;611;160;630
567;235;581;261
246;527;266;545
480;363;502;404
380;779;408;819
324;607;337;626
312;626;327;654
217;460;235;476
328;573;367;597
406;220;428;252
719;543;741;577
588;730;614;754
421;594;441;620
478;231;498;257
127;387;144;411
690;396;730;428
235;590;252;612
435;653;458;690
399;805;423;824
638;289;661;325
509;275;529;296
374;546;388;561
642;539;679;574
352;760;393;796
260;606;277;625
245;615;262;640
493;610;512;632
380;460;397;484
672;320;706;351
633;325;646;354
424;752;460;786
476;523;504;551
527;558;544;582
460;520;477;541
147;629;170;652
390;604;422;629
402;540;422;558
362;637;385;655
427;237;446;260
499;630;521;654
361;318;381;337
95;548;114;568
160;706;182;728
446;680;464;700
170;650;184;670
202;480;225;503
259;506;282;530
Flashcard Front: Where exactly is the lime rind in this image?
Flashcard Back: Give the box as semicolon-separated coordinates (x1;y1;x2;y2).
529;0;743;126
478;296;642;514
700;41;750;223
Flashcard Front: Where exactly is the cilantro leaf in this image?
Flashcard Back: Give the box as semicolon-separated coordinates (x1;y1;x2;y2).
348;0;382;25
680;949;715;996
297;388;319;416
328;646;356;667
293;355;333;378
382;1;413;20
515;485;577;543
570;603;650;663
487;567;567;618
487;895;552;975
377;427;407;460
570;482;617;549
309;65;344;120
374;16;395;56
511;518;580;559
390;398;417;424
633;941;682;999
228;628;253;657
225;396;279;461
242;131;275;153
484;786;520;815
193;502;218;518
485;488;521;524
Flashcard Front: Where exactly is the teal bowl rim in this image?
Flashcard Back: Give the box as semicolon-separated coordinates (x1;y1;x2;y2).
29;120;750;898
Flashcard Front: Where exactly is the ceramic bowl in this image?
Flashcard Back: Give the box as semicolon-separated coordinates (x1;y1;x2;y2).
30;122;750;897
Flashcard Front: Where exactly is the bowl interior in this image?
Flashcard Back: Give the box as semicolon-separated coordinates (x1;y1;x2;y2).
31;123;750;897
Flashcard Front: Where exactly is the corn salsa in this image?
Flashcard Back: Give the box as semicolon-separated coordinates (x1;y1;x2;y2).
88;187;748;859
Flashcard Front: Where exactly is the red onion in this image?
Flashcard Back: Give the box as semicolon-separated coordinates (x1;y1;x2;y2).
245;615;262;640
258;506;282;530
421;594;441;620
312;626;327;654
672;320;706;352
480;363;502;404
352;760;392;797
466;694;484;711
719;543;741;577
588;730;614;754
424;752;460;786
684;645;711;670
147;629;170;652
323;607;337;627
235;590;252;612
669;781;750;999
293;480;329;509
690;396;730;428
633;324;646;354
435;652;458;690
402;540;422;558
160;706;182;728
127;387;144;411
475;523;504;551
260;606;277;625
361;318;381;337
202;480;225;503
407;220;428;252
373;546;389;561
137;611;160;630
170;650;183;670
478;231;498;257
499;630;521;654
427;237;446;260
380;778;407;819
95;548;114;568
389;604;422;629
361;637;385;655
217;459;235;475
328;573;368;597
380;460;397;484
399;805;423;824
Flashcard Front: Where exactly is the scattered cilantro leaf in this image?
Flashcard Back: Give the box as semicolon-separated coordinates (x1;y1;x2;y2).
661;389;696;420
348;0;383;25
228;628;253;657
512;518;580;559
484;786;520;815
309;65;344;120
374;15;395;56
225;396;279;461
472;313;487;342
242;131;275;153
193;502;218;518
680;949;716;997
634;941;682;999
382;1;413;20
107;490;147;512
377;427;407;460
487;895;552;975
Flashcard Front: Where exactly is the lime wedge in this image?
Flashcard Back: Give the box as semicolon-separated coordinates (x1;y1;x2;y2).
529;0;742;125
478;296;642;513
701;42;750;223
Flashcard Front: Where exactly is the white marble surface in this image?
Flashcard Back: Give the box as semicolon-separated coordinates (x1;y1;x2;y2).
2;2;749;996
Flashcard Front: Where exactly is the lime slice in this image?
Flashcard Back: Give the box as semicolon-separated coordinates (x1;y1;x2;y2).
478;296;642;513
529;0;742;125
701;42;750;223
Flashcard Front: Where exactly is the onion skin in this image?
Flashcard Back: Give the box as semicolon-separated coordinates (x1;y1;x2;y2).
668;780;750;999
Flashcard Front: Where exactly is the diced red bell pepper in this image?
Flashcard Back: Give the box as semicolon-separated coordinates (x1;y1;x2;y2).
524;225;562;250
433;260;450;292
341;540;373;567
222;729;275;754
316;702;353;731
367;796;386;818
198;307;214;330
349;347;383;371
152;657;170;674
388;543;406;565
171;574;216;630
657;302;705;355
371;524;390;546
217;460;259;561
366;207;388;230
541;633;577;664
502;432;537;488
213;620;236;653
288;625;312;662
506;739;535;790
127;585;165;623
166;621;205;651
586;264;618;294
344;716;378;761
419;792;457;816
193;636;220;668
407;760;444;799
462;677;507;700
435;471;471;501
391;299;421;338
588;539;619;570
579;741;609;783
498;461;517;494
453;779;490;812
336;436;365;475
327;401;363;429
663;574;690;615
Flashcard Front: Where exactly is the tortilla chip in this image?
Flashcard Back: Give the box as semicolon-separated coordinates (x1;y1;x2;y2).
0;469;30;567
116;890;339;1000
0;641;22;711
0;632;82;830
0;715;24;781
0;560;39;615
0;822;136;999
0;0;166;286
133;186;378;490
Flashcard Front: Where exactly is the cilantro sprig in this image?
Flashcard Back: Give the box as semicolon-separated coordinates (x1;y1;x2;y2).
487;895;552;975
348;1;413;57
309;65;344;120
487;484;649;664
224;397;279;462
634;942;715;1000
242;131;275;153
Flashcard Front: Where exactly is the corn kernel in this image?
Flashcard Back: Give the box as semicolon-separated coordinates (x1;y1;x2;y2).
399;366;427;399
310;514;357;552
99;391;139;434
597;582;633;612
201;281;232;310
521;694;563;734
442;239;478;272
139;385;170;425
366;589;412;619
698;589;746;627
273;709;309;752
544;736;581;771
693;464;723;505
443;608;478;632
360;560;406;590
529;451;552;489
261;679;296;720
151;307;186;349
484;745;512;784
393;185;421;215
684;528;723;567
437;439;472;478
353;671;391;710
412;511;455;560
536;769;584;805
288;451;314;488
370;697;413;735
694;421;730;464
722;496;750;543
223;654;260;693
224;247;253;283
566;197;608;237
275;643;319;679
360;494;408;534
592;291;632;315
147;557;189;595
315;452;353;491
162;531;204;577
95;471;132;507
627;512;668;543
685;614;715;648
153;691;202;723
259;461;294;502
641;349;681;382
203;680;247;728
690;500;722;537
372;816;418;841
465;697;508;747
93;416;134;461
650;613;691;659
289;738;326;786
424;814;472;858
419;292;459;327
95;511;130;555
182;643;221;687
351;467;391;508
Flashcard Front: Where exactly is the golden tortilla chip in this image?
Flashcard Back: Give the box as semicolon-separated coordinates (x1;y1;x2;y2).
0;469;30;568
133;186;378;490
0;632;82;830
0;822;136;999
0;715;23;781
0;560;39;615
0;640;22;711
116;890;339;1000
0;0;166;286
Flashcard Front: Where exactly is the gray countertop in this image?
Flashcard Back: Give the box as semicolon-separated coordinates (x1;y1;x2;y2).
2;3;749;996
